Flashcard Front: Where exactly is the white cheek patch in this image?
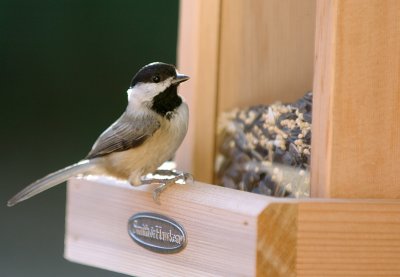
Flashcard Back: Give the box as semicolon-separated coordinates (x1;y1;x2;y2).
127;77;174;104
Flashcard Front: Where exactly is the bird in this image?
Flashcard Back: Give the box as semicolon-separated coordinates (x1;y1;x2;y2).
7;62;190;207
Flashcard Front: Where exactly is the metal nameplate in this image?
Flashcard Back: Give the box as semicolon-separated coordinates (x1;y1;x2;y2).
127;212;187;254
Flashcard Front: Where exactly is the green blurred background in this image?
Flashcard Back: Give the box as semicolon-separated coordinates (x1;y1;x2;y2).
0;0;179;276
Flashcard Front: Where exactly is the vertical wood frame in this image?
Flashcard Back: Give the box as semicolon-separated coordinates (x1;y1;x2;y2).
176;0;222;183
311;0;400;198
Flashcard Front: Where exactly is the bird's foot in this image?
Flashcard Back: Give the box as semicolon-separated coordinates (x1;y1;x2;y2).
140;170;194;204
152;172;193;203
141;170;193;204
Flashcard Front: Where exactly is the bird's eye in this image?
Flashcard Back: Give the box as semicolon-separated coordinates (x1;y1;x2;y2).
152;75;160;83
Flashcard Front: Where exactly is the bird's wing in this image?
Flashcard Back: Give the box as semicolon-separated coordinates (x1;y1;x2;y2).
86;112;161;159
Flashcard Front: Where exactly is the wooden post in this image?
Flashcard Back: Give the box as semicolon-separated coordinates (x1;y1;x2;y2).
175;0;222;183
311;0;400;198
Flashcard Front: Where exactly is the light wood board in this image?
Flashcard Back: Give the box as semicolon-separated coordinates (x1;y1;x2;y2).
65;177;271;277
65;177;400;276
311;0;400;198
217;0;316;112
175;0;222;183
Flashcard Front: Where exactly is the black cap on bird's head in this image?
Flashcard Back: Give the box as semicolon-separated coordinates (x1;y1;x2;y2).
130;62;189;88
127;62;189;118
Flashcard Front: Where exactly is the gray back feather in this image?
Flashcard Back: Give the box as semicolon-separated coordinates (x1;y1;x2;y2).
86;112;160;159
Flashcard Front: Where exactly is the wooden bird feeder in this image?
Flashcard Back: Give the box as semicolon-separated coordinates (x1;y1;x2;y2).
65;0;400;276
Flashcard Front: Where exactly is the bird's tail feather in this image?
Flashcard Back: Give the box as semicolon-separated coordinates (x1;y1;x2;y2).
7;160;96;207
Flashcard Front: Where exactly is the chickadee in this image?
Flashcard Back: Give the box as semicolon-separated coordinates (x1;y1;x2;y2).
7;62;190;207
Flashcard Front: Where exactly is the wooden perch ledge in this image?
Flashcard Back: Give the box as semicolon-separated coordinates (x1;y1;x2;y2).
65;177;400;277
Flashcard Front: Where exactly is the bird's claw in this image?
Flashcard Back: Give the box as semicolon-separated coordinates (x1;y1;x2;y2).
152;172;194;204
152;183;167;204
174;172;194;184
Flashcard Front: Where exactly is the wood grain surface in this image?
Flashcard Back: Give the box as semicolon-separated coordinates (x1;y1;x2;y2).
296;201;400;276
218;0;316;112
176;0;316;183
175;0;222;183
65;178;400;276
311;0;400;198
65;177;271;277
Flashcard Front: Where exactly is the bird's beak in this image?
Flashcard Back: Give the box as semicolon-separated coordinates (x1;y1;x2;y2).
172;73;190;85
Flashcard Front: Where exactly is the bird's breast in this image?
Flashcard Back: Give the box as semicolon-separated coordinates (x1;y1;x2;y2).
101;102;189;180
